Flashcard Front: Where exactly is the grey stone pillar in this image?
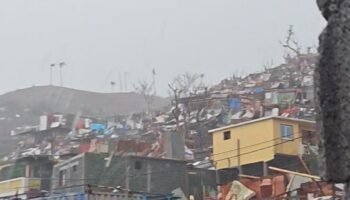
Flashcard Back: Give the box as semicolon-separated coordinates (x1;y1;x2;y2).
316;0;350;198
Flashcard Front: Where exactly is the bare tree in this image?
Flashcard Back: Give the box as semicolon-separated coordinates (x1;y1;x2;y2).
168;72;208;148
280;25;313;87
280;25;302;58
168;84;182;131
134;80;155;114
168;72;206;123
169;72;205;97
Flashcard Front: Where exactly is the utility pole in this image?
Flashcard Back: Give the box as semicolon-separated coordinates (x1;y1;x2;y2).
124;72;128;92
110;81;116;92
59;62;65;87
237;139;242;174
125;159;130;191
50;64;55;85
152;68;157;95
119;72;123;92
147;161;151;193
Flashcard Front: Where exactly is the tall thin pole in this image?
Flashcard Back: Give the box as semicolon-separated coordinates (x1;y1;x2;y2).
110;81;115;92
60;67;62;86
152;68;157;95
59;62;65;87
50;64;55;85
146;161;151;193
125;159;130;190
119;72;123;92
124;72;128;92
237;139;242;174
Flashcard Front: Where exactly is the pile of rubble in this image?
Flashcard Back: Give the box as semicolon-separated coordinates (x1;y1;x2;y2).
4;111;194;162
220;172;343;200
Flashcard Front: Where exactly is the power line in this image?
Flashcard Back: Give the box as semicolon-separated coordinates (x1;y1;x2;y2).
122;136;302;175
46;155;307;182
1;134;311;190
211;132;301;157
0;151;312;189
0;159;313;191
8;138;308;184
214;136;303;163
12;132;304;159
0;148;316;194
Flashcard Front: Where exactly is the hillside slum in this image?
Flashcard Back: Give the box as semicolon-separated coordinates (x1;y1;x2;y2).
0;53;335;200
209;53;316;122
2;53;317;162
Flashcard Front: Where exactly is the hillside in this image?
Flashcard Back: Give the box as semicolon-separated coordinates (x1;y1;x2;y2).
0;85;169;153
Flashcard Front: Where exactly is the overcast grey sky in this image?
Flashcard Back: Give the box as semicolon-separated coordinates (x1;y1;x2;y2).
0;0;325;96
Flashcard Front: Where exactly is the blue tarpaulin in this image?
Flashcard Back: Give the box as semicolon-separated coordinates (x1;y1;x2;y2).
91;123;106;132
229;98;241;110
253;87;264;93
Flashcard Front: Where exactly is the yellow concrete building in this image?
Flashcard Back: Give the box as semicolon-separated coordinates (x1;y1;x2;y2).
209;116;315;170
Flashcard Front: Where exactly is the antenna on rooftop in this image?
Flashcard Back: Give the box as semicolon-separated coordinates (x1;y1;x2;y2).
50;64;55;85
119;72;123;92
110;81;116;92
124;72;129;92
152;68;157;95
59;62;66;87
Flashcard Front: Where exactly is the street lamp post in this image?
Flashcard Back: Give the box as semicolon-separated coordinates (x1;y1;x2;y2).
50;64;55;85
59;62;66;87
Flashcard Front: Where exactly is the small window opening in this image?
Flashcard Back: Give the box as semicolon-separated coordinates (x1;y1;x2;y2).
135;161;142;170
223;131;231;140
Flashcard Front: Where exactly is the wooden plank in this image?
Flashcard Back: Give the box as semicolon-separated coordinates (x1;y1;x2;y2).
238;174;260;179
268;166;321;180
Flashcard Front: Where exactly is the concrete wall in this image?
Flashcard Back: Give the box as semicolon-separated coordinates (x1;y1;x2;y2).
54;153;188;196
83;153;128;190
127;157;187;195
162;131;185;160
52;154;85;194
52;153;216;198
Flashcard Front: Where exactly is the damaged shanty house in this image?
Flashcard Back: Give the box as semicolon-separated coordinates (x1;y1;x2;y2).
209;116;342;199
0;155;54;199
51;152;218;200
209;116;318;175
